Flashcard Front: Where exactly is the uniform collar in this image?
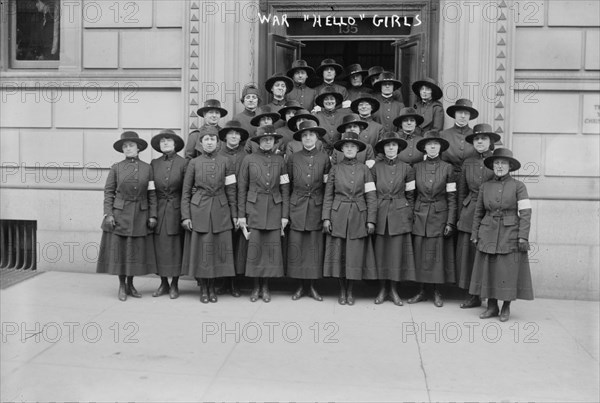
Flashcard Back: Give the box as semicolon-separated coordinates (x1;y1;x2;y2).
302;146;317;155
341;157;358;165
163;152;176;160
385;156;399;165
454;123;470;134
494;173;511;181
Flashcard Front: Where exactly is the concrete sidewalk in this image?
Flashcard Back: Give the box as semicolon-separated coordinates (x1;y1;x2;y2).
1;271;598;402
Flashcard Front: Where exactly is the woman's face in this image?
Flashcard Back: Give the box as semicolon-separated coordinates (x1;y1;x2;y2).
402;117;416;132
225;130;241;148
419;85;432;101
293;70;307;84
122;141;139;158
357;101;372;117
472;134;491;153
493;158;511;177
323;66;336;81
271;81;287;98
345;123;361;134
342;142;359;159
243;94;259;110
259;116;273;126
259;136;275;150
384;142;399;159
159;137;175;153
425;140;441;157
322;95;337;111
204;109;221;125
454;109;471;126
301;131;318;149
284;110;296;122
201;134;218;153
381;82;394;96
350;73;363;87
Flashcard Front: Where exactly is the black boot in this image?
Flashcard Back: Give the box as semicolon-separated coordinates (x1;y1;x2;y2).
292;280;305;300
169;277;179;299
500;301;511;322
375;280;387;304
208;279;217;303
407;284;426;304
153;277;170;297
390;281;403;306
230;277;241;298
118;275;127;301
199;279;209;304
308;280;323;301
338;279;347;305
261;278;271;303
460;294;481;309
480;298;500;319
346;280;355;306
250;278;260;302
126;276;141;298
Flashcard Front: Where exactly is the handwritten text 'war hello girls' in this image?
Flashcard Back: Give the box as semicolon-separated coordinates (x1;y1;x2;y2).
258;13;422;28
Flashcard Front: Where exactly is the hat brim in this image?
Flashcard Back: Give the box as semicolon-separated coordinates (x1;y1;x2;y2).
278;105;303;118
336;120;368;134
314;92;343;108
219;127;249;142
375;138;408;154
197;106;228;118
484;155;521;172
334;139;366;153
287;114;319;131
364;72;383;89
287;65;315;78
250;113;281;127
293;126;327;141
113;138;148;153
393;113;425;127
151;133;184;153
446;105;479;120
251;133;283;143
343;70;368;81
265;76;294;94
316;63;344;77
416;137;450;153
411;81;443;101
373;79;402;91
350;97;381;114
465;132;501;144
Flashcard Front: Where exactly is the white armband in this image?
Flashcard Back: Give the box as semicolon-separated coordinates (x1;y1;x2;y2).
365;159;375;169
446;182;456;192
279;174;290;184
225;174;236;185
323;174;329;183
405;180;415;191
148;181;156;190
364;181;376;193
518;199;532;210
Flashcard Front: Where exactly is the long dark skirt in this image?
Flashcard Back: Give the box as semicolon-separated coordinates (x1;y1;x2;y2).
374;232;415;281
243;229;284;278
182;229;235;278
96;232;156;276
469;251;534;301
455;231;476;289
233;229;247;275
405;235;456;284
153;227;183;277
287;229;324;279
323;235;377;280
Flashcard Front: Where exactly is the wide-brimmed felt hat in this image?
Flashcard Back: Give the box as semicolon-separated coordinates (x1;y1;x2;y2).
315;58;344;77
287;108;319;131
219;120;249;142
278;100;303;119
350;97;380;114
336;113;368;133
113;131;148;152
373;71;402;92
265;72;294;94
393;107;425;127
240;84;261;104
251;125;283;143
446;98;479;119
365;66;384;88
151;129;184;153
197;99;228;118
334;131;366;153
466;123;501;144
250;105;281;126
484;148;521;172
412;77;443;101
287;59;315;78
416;130;450;153
293;120;327;141
342;63;368;81
314;90;343;108
375;132;408;154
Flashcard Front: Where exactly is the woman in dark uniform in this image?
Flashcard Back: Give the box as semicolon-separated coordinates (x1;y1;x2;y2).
149;130;187;299
343;63;371;102
287;120;331;301
265;72;294;115
285;109;323;158
237;125;290;302
371;132;415;306
470;148;533;322
393;107;425;166
412;77;444;132
440;99;479;175
330;114;376;168
97;131;157;301
234;84;261;138
406;130;457;307
456;124;499;309
181;127;237;303
322;132;377;305
313;90;348;155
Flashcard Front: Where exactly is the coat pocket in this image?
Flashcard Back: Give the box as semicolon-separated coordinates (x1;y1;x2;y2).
290;193;298;206
272;192;282;204
481;215;493;226
434;199;447;212
503;215;518;226
140;199;148;211
218;193;228;206
395;199;410;210
247;190;257;203
113;197;125;210
314;195;324;206
462;194;472;207
357;199;367;212
191;192;201;206
332;199;342;211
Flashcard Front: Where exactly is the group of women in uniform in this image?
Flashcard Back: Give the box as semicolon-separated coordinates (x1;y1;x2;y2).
97;58;534;322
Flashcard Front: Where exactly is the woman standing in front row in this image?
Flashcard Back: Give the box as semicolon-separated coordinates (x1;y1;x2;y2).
97;131;157;301
238;125;290;303
406;130;457;307
322;131;377;306
181;127;237;303
371;132;416;306
470;148;534;322
150;130;187;299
